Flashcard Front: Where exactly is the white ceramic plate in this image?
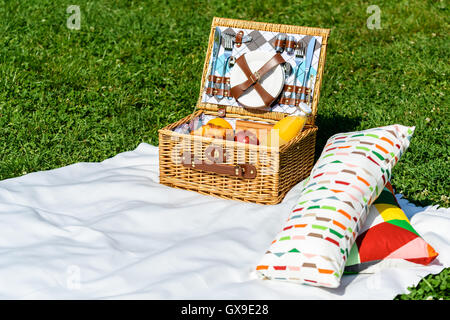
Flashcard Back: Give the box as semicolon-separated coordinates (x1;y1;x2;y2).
230;51;284;109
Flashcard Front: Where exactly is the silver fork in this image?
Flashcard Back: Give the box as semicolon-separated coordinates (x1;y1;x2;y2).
216;34;233;100
289;42;305;108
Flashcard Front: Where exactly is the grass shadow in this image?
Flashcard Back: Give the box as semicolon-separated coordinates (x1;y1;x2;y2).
314;113;362;161
394;194;435;209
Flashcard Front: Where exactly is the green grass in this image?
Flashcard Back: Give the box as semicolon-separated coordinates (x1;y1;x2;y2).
0;0;448;299
395;268;450;300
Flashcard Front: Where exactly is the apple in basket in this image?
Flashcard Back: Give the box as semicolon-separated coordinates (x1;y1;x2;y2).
234;130;259;145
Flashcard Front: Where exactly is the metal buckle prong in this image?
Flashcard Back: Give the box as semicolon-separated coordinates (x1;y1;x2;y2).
250;71;260;83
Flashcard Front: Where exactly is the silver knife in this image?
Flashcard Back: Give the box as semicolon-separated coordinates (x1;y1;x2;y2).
206;27;222;96
300;38;316;101
217;33;234;100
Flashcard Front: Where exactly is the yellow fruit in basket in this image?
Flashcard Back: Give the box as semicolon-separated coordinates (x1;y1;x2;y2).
207;118;233;129
191;123;228;139
267;116;306;147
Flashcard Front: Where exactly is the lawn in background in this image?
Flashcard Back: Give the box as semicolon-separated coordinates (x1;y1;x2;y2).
0;0;448;299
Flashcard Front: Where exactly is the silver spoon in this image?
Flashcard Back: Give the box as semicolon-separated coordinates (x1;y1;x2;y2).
279;63;293;108
283;62;292;78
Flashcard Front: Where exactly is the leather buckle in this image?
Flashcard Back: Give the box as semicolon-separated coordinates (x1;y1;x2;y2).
217;106;226;117
250;71;260;83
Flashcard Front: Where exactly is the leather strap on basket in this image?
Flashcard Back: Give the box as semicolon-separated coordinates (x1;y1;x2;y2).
235;30;244;48
181;150;257;179
182;161;257;179
230;53;285;108
205;75;230;97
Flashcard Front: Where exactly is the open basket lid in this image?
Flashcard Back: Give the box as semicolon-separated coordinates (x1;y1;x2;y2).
196;17;330;124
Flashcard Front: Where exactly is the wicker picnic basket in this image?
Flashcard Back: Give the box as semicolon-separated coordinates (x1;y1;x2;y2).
158;17;330;205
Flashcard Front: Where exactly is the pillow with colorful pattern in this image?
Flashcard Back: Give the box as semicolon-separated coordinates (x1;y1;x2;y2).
344;182;438;274
256;124;415;288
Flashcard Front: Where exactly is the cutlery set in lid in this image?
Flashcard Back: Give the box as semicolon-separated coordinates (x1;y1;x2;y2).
202;25;323;117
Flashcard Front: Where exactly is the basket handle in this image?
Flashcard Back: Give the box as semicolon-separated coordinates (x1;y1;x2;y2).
181;150;257;179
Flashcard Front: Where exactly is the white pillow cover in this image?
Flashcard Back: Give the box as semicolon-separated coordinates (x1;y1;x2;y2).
256;124;415;288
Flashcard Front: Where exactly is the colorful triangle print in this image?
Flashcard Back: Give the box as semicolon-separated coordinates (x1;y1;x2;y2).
386;219;420;237
385;237;432;261
345;182;438;273
356;221;418;262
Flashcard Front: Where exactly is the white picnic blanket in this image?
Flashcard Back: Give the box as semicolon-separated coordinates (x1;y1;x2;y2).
0;143;448;299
